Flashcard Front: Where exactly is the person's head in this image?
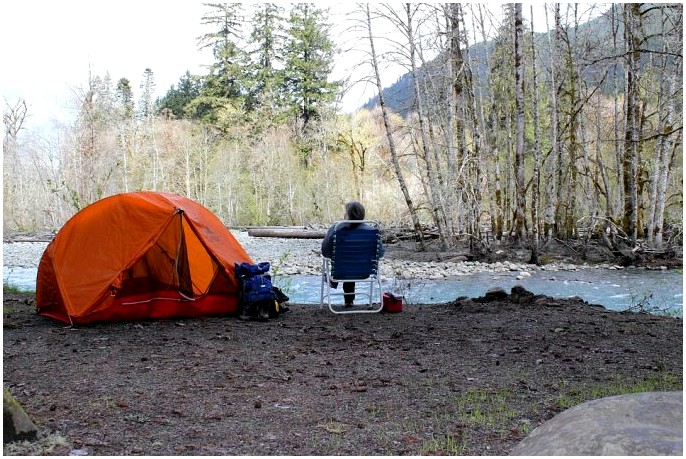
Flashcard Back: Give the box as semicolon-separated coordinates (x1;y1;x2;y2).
345;201;366;220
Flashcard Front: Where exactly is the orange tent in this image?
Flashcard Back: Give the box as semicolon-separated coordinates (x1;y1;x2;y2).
36;191;253;325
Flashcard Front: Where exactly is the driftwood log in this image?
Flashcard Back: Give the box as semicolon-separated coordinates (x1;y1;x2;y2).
247;228;327;239
246;226;436;242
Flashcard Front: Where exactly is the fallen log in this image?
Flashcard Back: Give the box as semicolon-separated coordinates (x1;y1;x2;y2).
247;228;327;239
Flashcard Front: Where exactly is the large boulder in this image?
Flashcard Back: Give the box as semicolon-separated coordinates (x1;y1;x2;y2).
511;391;682;456
3;387;38;443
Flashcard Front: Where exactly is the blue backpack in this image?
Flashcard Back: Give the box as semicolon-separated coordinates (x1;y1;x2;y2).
235;262;277;320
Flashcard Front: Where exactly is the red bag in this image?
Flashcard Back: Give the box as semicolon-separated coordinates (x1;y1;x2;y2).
382;293;403;313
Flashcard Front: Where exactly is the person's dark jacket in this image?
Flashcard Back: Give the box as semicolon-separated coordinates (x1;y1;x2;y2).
321;221;385;259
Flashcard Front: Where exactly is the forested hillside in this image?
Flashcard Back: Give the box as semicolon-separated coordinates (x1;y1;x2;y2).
3;3;682;257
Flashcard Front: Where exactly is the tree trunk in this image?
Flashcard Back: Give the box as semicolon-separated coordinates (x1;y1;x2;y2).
455;3;486;249
405;4;448;250
529;6;541;265
543;4;560;240
365;4;425;250
472;4;501;244
565;5;581;239
653;71;679;248
513;4;526;244
611;4;623;222
622;3;642;246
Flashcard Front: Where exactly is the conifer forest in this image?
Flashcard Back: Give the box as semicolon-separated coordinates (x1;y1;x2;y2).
3;3;683;256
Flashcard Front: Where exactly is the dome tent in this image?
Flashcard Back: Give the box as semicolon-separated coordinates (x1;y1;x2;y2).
36;191;253;325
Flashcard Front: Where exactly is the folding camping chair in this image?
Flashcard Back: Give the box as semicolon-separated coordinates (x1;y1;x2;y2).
319;220;383;314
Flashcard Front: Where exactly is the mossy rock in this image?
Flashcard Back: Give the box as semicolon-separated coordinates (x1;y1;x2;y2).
3;387;37;443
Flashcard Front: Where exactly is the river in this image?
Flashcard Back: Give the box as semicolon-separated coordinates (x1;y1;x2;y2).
4;265;682;317
279;268;682;316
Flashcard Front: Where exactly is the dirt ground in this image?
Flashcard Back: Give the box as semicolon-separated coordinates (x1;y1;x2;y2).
3;235;683;455
3;285;682;456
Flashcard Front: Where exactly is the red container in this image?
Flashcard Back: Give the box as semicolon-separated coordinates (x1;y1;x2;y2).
382;293;403;313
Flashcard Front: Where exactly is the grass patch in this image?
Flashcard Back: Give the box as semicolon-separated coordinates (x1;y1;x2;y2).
420;434;467;455
3;282;34;294
419;388;522;455
554;372;682;410
454;388;518;427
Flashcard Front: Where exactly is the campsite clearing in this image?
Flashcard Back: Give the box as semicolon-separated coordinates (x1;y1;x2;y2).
3;290;682;456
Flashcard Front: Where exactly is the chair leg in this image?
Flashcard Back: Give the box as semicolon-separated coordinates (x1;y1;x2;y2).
320;258;329;309
326;282;333;311
319;273;325;309
322;276;334;310
367;280;373;308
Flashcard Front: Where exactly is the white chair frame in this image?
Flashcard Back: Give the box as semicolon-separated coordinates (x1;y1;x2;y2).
319;220;383;314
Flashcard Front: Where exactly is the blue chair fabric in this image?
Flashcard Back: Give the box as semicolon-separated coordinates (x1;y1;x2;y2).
320;220;383;314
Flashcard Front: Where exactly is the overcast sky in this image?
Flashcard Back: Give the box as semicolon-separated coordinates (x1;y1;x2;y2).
2;0;216;130
2;1;562;132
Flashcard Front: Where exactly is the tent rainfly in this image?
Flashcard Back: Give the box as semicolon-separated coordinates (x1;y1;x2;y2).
36;191;253;325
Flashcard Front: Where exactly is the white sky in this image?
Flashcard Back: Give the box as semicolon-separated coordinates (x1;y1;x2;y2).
2;0;213;131
1;1;572;133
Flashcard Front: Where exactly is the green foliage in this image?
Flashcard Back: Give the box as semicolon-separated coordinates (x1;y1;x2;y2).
115;78;134;118
3;282;29;294
47;179;83;212
3;3;682;243
282;4;340;127
204;39;249;101
244;3;287;117
269;249;293;295
184;95;245;135
554;373;682;410
156;72;203;119
138;68;156;118
162;2;340;145
415;387;522;454
195;3;249;123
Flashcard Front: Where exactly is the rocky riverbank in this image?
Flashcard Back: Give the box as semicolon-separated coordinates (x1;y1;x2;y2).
3;231;675;282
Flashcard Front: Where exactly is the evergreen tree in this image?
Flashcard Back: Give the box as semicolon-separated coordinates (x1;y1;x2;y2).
198;3;247;101
138;68;156;119
282;4;340;166
192;2;248;130
245;3;286;116
283;4;339;128
115;78;134;119
157;71;203;119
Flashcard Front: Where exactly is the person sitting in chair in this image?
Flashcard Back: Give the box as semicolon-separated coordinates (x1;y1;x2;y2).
321;201;385;306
